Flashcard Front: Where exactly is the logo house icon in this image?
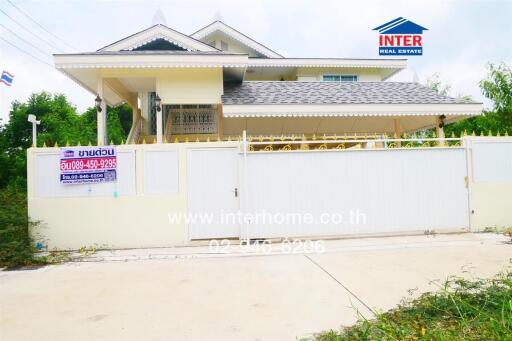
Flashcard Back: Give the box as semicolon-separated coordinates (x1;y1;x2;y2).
373;17;428;56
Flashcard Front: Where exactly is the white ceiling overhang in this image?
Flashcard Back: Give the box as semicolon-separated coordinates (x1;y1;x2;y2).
247;58;407;69
54;53;249;69
98;24;219;52
191;21;283;58
222;103;484;118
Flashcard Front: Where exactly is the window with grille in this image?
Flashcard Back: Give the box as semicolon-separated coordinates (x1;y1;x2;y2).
322;75;358;82
165;104;217;134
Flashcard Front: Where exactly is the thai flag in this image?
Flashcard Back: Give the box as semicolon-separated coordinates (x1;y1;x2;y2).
0;71;14;86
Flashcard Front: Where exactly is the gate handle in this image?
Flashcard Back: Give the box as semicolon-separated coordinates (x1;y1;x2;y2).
234;188;238;197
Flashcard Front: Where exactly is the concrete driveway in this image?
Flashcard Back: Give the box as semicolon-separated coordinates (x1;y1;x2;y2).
1;233;510;341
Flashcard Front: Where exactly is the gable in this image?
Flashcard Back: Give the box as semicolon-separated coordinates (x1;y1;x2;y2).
98;24;219;52
130;39;187;51
191;21;283;58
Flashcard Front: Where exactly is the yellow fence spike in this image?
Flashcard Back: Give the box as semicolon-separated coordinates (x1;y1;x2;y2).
451;132;456;139
322;133;327;141
505;131;509;137
65;141;70;147
207;136;211;142
402;132;407;139
280;134;285;142
77;141;81;146
227;136;232;142
121;139;125;145
43;141;47;148
195;137;200;143
54;142;58;147
480;131;484;137
471;131;476;137
163;137;167;144
301;134;306;141
432;131;437;139
312;133;317;141
333;133;337;140
111;139;115;145
393;132;398;139
488;130;493;137
142;138;146;144
412;132;417;139
497;130;501;137
185;137;190;143
174;137;179;143
88;141;92;146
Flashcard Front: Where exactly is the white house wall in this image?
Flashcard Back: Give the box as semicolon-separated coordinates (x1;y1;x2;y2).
156;68;223;104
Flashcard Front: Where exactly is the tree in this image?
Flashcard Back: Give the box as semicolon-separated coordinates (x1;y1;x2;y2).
0;92;130;189
428;63;512;136
480;63;512;130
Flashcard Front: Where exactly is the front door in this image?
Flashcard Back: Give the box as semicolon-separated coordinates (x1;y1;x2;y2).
187;148;240;239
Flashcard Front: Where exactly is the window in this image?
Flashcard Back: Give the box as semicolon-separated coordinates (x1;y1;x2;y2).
167;104;217;134
322;75;358;82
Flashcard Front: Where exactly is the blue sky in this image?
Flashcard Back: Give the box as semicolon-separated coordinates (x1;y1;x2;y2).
0;0;511;121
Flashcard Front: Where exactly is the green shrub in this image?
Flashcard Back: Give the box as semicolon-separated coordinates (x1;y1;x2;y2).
309;271;512;341
0;184;43;268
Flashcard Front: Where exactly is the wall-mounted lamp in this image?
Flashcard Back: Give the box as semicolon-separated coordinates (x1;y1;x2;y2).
95;94;103;112
438;114;446;128
154;94;162;112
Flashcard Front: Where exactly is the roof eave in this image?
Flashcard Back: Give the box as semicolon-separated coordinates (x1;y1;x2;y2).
221;103;484;118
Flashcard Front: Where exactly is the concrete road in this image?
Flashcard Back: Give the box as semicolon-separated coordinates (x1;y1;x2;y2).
1;233;510;341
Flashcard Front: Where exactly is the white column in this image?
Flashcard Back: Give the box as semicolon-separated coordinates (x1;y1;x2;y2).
156;107;163;144
393;118;402;147
97;78;107;146
436;116;446;146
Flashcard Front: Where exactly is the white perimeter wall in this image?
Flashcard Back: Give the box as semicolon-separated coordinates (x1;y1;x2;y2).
467;137;512;230
27;137;512;250
27;142;238;249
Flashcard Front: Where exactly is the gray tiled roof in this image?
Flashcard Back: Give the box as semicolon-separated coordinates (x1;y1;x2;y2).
222;81;475;105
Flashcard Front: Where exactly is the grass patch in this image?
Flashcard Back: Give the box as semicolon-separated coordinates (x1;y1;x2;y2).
307;271;512;341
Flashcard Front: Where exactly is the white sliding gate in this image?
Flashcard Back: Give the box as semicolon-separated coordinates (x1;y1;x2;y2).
241;148;470;239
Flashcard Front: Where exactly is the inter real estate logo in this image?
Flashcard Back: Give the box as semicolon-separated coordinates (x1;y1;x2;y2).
373;17;428;56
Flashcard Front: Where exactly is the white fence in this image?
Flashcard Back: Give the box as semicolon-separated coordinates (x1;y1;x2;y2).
27;137;512;249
